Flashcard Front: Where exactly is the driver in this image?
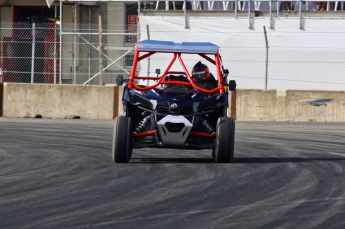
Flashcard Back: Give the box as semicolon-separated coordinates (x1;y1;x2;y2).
191;61;218;90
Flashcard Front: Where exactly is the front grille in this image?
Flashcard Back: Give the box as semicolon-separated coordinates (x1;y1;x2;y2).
156;106;193;122
165;122;185;133
157;106;169;115
157;106;193;115
181;107;194;116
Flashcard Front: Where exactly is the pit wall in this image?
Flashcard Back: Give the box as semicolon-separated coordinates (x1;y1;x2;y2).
1;83;345;122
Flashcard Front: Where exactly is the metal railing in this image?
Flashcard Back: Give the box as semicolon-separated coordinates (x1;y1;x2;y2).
140;0;345;30
141;0;345;11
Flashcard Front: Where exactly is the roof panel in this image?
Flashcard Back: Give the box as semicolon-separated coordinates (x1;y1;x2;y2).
136;40;219;54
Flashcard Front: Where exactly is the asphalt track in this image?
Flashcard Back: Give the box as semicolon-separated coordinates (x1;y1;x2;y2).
1;118;345;229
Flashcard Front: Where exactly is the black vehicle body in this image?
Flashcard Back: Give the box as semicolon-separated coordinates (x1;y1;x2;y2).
112;40;236;163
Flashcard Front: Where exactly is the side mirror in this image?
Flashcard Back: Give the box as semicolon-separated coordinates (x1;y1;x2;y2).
115;75;124;86
228;80;236;91
155;69;161;81
222;69;229;79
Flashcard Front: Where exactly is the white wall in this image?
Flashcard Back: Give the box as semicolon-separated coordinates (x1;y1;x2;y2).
139;16;345;90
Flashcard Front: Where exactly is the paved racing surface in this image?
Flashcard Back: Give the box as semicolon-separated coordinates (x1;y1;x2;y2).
1;118;345;228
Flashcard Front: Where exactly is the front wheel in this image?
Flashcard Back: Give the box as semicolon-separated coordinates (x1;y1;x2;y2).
214;117;235;163
112;116;132;163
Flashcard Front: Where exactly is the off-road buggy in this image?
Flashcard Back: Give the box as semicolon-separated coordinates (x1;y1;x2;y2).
112;40;236;163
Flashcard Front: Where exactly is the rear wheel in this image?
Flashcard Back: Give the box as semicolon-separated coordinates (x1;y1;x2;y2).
214;117;235;163
112;116;132;163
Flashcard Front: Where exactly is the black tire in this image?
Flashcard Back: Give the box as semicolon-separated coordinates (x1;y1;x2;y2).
112;116;132;163
214;117;235;163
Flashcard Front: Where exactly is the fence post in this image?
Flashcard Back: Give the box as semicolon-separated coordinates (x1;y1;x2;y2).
248;0;253;29
31;23;36;84
73;2;77;84
99;15;103;85
0;56;4;117
277;1;280;18
54;4;57;84
184;0;189;28
113;86;119;119
0;82;3;117
299;0;304;29
137;0;141;41
269;0;274;29
88;55;91;85
263;26;269;90
147;24;151;86
231;90;237;120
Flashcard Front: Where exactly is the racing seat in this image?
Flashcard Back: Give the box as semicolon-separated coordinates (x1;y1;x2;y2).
164;74;189;83
163;74;190;95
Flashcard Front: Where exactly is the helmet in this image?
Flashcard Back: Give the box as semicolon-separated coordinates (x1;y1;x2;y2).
192;61;210;82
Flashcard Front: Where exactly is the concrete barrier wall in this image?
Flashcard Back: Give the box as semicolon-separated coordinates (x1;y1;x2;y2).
1;83;345;122
235;89;345;122
1;83;118;120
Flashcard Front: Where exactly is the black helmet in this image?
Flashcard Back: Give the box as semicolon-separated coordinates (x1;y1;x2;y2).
192;61;210;82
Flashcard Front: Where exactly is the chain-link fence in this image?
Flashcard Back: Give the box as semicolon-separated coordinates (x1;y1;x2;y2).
61;23;136;85
1;22;59;84
139;18;345;90
1;20;345;90
0;22;136;85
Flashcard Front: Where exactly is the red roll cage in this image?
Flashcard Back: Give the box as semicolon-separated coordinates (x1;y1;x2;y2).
127;40;226;94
